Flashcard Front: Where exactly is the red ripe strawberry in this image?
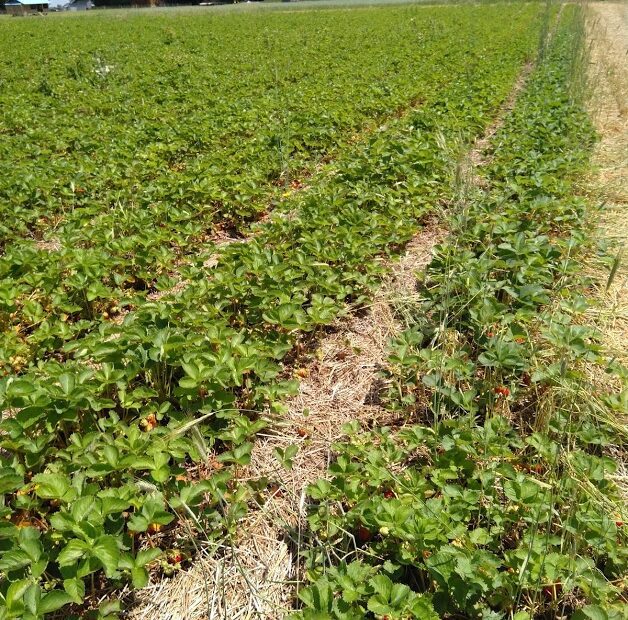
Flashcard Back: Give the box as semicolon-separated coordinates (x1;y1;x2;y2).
382;488;395;499
356;525;372;543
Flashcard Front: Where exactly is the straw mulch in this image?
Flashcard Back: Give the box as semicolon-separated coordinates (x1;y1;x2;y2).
585;3;628;500
128;224;444;620
129;50;541;620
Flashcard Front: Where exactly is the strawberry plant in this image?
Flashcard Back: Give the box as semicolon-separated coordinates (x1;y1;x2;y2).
296;6;627;619
0;3;553;616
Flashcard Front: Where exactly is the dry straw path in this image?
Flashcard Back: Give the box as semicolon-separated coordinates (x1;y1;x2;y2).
586;2;628;363
128;49;540;618
585;2;628;497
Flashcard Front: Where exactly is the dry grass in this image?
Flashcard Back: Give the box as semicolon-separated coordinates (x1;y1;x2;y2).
585;2;627;366
146;280;189;302
128;525;294;620
583;2;628;503
35;238;62;252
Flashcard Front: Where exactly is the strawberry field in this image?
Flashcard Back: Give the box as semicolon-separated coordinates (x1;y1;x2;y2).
0;2;626;619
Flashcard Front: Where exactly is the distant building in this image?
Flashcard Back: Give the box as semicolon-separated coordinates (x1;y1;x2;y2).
5;0;48;14
67;0;93;8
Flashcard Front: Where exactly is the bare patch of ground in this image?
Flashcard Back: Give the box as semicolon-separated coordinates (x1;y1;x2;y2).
35;238;61;252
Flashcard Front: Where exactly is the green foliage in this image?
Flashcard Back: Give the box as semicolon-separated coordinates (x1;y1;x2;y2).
296;562;438;619
296;6;628;619
302;418;627;618
0;3;549;617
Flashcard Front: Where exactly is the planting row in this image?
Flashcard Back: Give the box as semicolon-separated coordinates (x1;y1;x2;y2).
0;4;544;376
297;6;627;619
0;5;549;618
